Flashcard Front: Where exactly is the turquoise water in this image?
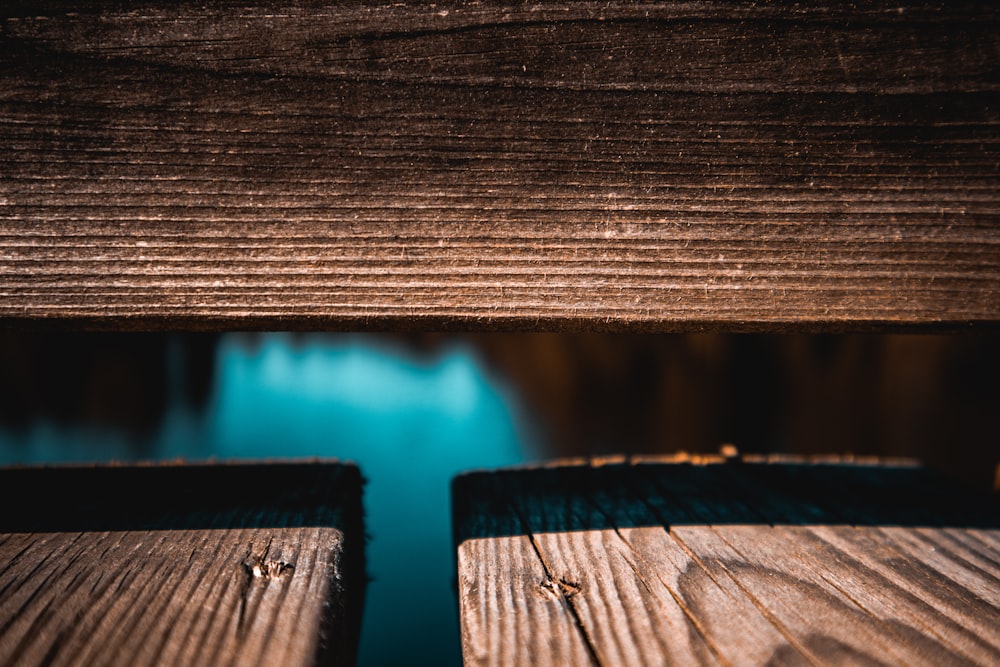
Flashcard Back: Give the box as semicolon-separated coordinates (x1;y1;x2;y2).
0;334;537;666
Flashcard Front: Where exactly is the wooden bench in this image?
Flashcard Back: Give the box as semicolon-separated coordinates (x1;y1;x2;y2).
1;0;998;664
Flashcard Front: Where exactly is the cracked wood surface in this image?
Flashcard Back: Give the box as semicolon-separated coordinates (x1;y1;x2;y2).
0;462;365;667
2;1;999;331
452;455;1000;665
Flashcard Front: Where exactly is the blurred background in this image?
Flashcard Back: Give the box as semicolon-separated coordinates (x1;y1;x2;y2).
0;332;997;665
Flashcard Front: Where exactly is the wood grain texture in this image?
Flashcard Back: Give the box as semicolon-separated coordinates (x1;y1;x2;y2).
1;1;998;330
452;454;1000;665
0;462;365;667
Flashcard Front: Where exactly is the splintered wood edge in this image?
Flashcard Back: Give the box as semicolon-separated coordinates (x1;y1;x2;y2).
454;451;924;477
0;315;997;334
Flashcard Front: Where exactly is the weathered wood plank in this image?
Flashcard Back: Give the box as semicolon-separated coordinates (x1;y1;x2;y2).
453;455;1000;666
0;462;365;667
1;1;998;330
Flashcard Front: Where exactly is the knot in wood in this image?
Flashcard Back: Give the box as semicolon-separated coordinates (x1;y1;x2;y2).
244;558;294;581
539;576;582;600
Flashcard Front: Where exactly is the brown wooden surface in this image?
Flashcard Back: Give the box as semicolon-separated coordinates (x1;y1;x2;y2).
453;454;1000;665
1;1;998;331
0;462;365;667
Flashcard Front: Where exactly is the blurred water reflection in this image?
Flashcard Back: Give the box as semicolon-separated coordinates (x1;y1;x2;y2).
0;333;538;666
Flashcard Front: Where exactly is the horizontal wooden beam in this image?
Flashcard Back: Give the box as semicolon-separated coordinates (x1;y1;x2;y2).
0;462;365;667
1;1;998;330
453;455;1000;665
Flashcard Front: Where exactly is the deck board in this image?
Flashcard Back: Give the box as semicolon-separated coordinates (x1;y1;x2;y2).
452;455;1000;665
0;462;365;667
1;1;998;330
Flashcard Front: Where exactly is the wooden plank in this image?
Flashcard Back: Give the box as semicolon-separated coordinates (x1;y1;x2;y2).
453;455;1000;666
0;462;365;667
1;1;998;331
